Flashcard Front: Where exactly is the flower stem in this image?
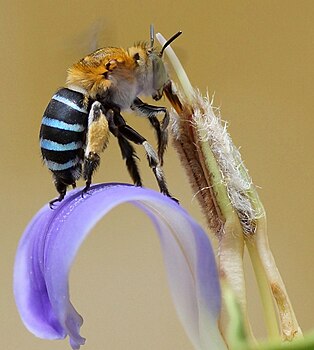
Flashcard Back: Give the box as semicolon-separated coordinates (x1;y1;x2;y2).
157;31;303;346
219;217;257;345
245;235;279;339
246;215;302;341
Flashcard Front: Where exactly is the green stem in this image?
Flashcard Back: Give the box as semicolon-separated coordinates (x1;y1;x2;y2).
219;218;257;346
251;333;314;350
249;217;302;341
197;139;235;219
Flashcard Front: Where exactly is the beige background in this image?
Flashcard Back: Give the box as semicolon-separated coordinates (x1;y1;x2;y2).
1;1;314;349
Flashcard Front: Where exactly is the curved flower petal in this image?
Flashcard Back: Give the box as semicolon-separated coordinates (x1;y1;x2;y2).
14;183;226;350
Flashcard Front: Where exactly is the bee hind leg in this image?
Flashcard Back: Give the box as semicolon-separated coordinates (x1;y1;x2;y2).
82;101;110;195
49;178;67;209
82;152;100;196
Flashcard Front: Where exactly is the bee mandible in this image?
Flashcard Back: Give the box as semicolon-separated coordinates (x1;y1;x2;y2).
39;26;182;207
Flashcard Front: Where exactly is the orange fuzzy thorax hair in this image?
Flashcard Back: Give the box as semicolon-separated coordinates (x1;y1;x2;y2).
66;47;137;98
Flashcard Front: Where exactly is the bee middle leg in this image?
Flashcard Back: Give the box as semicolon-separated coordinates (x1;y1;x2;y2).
117;136;142;187
83;101;110;194
131;97;169;165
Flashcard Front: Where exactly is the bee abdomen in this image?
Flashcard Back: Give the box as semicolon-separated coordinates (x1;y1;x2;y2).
40;88;88;183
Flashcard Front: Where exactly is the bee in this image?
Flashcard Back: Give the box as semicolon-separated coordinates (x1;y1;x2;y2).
40;26;182;207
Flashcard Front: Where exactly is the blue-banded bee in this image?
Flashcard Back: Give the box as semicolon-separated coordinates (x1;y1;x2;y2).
40;26;182;207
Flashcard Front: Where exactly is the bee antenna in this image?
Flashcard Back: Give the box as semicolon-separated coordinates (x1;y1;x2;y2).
150;24;155;49
159;31;182;57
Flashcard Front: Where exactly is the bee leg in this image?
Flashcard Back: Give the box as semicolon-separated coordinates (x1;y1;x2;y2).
82;101;110;195
110;113;177;202
141;139;177;202
49;177;67;209
102;108;142;187
117;136;142;186
131;98;169;165
82;153;100;195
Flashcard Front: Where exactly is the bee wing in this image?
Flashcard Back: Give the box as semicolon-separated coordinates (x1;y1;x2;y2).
83;47;129;80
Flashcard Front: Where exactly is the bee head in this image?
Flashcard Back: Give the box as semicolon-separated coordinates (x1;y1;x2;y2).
130;27;182;100
148;26;182;101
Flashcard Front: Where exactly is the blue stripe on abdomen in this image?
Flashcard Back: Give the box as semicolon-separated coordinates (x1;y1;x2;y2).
52;94;88;114
41;116;85;132
45;157;80;171
40;138;83;151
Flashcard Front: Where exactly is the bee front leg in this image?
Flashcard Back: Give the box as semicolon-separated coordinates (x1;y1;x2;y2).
131;97;169;165
108;110;176;202
82;101;110;195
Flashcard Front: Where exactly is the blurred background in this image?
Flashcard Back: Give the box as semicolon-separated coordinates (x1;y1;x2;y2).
1;1;313;349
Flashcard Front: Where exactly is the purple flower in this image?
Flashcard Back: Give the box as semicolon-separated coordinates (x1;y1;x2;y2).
14;183;226;349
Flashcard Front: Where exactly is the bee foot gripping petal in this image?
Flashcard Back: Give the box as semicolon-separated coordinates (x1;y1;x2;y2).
81;188;91;199
49;197;62;210
142;141;176;201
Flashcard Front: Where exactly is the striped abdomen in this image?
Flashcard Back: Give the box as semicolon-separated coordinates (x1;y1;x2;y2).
40;88;89;185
